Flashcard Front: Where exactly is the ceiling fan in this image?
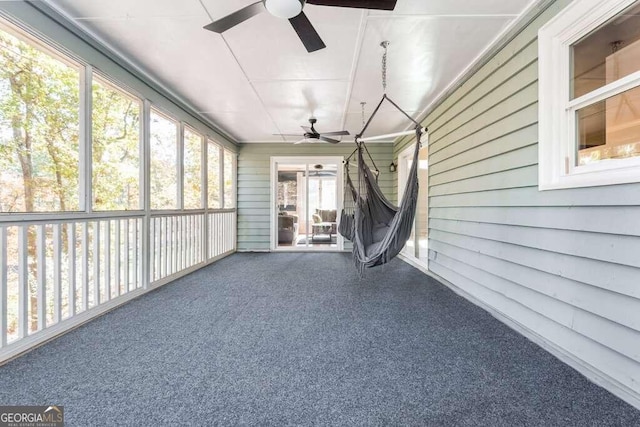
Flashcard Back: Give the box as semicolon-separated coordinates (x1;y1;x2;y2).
276;117;349;144
203;0;398;53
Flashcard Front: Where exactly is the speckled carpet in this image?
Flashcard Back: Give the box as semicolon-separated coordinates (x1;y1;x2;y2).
0;253;638;426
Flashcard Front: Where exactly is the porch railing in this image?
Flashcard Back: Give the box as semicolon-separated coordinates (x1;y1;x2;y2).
0;209;235;362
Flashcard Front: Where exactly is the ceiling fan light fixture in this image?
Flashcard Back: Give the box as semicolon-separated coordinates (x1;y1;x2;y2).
264;0;304;19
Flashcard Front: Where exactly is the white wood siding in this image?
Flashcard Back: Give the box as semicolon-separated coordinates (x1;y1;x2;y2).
237;143;394;251
395;0;640;408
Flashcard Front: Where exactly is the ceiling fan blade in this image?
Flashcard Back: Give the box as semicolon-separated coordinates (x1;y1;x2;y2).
203;1;264;33
273;133;304;137
306;0;397;10
300;125;313;133
289;12;326;53
293;138;307;145
319;136;340;144
320;130;350;136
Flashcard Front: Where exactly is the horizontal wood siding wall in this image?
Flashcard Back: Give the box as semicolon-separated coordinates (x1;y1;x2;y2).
237;143;394;251
395;0;640;406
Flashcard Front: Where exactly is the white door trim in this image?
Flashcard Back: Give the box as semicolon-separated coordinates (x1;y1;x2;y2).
397;145;428;269
270;156;344;252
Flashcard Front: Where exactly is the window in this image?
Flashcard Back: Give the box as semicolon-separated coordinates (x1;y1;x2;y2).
149;109;178;209
0;22;80;212
92;75;141;211
539;0;640;189
223;149;235;208
207;139;221;209
183;126;203;209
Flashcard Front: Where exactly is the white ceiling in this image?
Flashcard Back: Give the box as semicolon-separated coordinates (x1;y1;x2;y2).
44;0;535;143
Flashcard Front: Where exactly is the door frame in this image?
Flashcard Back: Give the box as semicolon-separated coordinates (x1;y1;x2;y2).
270;156;344;251
397;144;428;268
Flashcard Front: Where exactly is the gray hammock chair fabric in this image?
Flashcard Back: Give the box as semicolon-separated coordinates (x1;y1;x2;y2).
339;126;423;273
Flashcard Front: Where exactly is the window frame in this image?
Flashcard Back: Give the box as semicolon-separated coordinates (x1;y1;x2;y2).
0;18;84;214
223;148;236;209
207;138;223;210
182;124;205;210
148;106;180;210
538;0;640;190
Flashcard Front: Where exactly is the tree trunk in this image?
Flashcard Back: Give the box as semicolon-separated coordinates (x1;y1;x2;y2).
11;78;38;333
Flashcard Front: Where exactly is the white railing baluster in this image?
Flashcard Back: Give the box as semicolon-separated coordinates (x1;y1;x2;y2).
209;214;213;259
36;225;46;331
124;219;129;294
133;219;138;289
228;213;232;252
216;214;221;257
209;214;218;258
148;218;153;282
185;216;189;268
225;213;229;252
215;213;219;257
156;217;161;280
68;223;76;317
193;215;197;265
165;217;170;278
175;216;178;272
105;220;111;302
185;216;190;268
196;215;200;263
191;215;195;266
82;222;89;312
184;216;188;268
178;216;182;272
175;216;180;271
0;227;7;347
169;216;172;276
195;215;200;264
93;221;101;307
114;219;122;296
111;220;117;297
207;215;211;260
53;224;61;325
217;214;220;255
18;226;28;338
151;218;160;282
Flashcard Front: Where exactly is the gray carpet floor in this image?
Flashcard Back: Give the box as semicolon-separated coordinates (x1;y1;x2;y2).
0;253;638;426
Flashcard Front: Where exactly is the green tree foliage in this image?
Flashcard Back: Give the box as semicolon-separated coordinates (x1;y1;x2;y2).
183;128;202;209
149;110;178;210
208;140;221;209
0;29;79;213
92;77;141;211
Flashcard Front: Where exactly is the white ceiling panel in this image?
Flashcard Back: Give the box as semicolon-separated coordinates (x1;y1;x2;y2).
254;79;350;135
347;15;514;130
45;0;536;143
217;4;364;82
204;107;280;142
50;0;204;19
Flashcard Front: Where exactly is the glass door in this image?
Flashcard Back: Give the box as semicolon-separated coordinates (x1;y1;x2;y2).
398;145;429;267
273;157;342;251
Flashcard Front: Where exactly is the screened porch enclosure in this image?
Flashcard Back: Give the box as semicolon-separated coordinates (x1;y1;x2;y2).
0;16;237;362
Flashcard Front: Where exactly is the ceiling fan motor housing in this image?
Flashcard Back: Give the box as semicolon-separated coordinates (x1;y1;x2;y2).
264;0;306;19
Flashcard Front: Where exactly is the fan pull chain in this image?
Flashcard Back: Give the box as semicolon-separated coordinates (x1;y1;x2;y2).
381;41;390;94
360;102;366;128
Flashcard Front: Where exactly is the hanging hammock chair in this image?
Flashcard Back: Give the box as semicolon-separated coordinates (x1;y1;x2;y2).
338;93;424;273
